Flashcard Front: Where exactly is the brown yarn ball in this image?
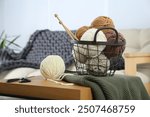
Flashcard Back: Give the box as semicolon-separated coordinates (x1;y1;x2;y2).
75;26;89;40
91;16;115;34
103;32;126;59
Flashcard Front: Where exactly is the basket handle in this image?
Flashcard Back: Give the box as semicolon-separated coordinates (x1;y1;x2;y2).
93;27;119;43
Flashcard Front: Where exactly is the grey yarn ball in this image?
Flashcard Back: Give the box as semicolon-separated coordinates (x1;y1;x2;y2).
86;54;110;76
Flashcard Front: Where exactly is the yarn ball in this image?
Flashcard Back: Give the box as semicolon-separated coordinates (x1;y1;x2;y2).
103;31;126;59
80;28;107;57
91;16;115;34
73;44;87;63
40;55;65;80
75;26;89;40
104;30;115;40
86;54;110;76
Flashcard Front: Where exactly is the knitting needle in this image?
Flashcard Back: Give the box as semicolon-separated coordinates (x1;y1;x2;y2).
54;14;75;40
54;14;78;41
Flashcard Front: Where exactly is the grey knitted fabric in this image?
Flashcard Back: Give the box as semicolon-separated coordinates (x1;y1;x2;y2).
64;74;150;100
25;30;74;66
0;49;14;62
0;29;74;72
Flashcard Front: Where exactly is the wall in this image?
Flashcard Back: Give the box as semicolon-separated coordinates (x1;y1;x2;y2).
48;0;150;30
0;0;150;47
2;0;49;47
0;0;4;33
48;0;108;30
108;0;150;29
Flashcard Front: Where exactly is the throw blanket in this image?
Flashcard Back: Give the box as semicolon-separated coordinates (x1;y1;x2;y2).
63;74;149;100
0;30;74;72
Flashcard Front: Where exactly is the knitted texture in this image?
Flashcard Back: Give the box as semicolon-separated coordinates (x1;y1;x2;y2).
103;31;126;58
0;29;74;72
64;74;150;100
0;48;14;62
24;30;74;66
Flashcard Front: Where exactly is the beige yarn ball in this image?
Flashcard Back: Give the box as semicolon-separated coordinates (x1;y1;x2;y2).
40;55;65;80
81;28;107;42
73;28;107;64
75;26;89;40
80;28;107;57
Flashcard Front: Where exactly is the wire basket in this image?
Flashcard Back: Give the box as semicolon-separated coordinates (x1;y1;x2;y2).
72;27;125;76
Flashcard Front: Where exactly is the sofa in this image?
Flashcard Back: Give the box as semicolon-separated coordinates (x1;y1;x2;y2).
0;28;150;98
117;29;150;94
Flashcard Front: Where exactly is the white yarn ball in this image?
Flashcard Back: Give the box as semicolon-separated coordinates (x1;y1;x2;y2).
73;44;87;63
81;28;107;42
80;28;107;57
86;54;110;76
40;55;65;80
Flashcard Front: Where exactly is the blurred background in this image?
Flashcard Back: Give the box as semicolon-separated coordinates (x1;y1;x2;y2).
0;0;150;48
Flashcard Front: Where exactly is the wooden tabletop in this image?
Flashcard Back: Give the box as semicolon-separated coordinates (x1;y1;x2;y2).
0;76;92;100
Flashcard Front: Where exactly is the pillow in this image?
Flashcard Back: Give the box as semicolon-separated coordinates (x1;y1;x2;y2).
139;45;150;53
115;70;150;83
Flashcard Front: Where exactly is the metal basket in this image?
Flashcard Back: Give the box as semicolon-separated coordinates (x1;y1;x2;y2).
72;27;125;76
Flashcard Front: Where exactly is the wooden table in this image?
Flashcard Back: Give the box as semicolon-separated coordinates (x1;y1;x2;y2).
0;76;92;100
124;53;150;94
124;53;150;76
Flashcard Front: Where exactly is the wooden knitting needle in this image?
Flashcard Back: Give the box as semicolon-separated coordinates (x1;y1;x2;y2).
54;14;78;41
54;14;77;40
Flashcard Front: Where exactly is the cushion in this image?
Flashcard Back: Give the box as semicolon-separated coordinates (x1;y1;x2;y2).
139;29;150;48
119;29;150;53
140;45;150;53
115;70;150;83
119;29;141;50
